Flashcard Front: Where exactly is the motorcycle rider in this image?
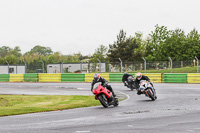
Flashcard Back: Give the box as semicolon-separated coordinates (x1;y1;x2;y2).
134;72;153;95
122;72;134;86
91;73;116;97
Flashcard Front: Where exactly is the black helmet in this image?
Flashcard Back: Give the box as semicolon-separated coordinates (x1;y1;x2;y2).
124;72;128;75
128;76;134;82
94;73;100;81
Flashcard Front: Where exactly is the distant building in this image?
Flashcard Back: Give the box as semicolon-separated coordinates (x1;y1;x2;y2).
0;65;25;74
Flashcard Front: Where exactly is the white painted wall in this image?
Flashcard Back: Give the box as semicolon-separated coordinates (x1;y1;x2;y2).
0;65;25;74
47;63;106;73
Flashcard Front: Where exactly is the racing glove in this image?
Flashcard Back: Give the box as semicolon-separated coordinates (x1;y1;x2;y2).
102;84;107;88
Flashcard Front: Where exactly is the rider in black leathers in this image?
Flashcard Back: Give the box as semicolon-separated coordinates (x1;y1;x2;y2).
91;73;116;97
122;72;134;86
134;72;153;95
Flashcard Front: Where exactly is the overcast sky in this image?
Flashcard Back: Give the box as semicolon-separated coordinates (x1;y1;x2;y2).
0;0;199;55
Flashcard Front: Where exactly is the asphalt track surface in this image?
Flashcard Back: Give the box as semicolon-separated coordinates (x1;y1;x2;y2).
0;82;200;133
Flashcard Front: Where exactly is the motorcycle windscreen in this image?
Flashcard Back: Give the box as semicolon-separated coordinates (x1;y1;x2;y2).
140;86;145;92
140;81;147;92
93;84;101;90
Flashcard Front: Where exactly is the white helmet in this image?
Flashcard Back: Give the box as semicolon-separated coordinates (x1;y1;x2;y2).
136;72;142;80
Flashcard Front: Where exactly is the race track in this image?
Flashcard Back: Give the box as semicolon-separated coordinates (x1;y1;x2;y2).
0;83;200;133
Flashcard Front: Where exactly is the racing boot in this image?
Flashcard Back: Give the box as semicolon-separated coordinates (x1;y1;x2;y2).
137;89;142;95
112;91;116;97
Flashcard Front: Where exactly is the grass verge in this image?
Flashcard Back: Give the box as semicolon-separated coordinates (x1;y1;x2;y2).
0;95;125;117
0;95;102;117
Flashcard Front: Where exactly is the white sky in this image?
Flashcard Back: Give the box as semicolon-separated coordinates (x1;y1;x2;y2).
0;0;199;55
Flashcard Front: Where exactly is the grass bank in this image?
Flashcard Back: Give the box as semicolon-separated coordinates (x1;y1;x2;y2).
0;95;101;117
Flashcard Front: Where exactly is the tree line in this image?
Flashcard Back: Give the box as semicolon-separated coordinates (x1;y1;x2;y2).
0;24;200;72
107;25;200;62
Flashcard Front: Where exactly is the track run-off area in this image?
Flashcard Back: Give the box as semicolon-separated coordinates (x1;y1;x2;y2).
0;83;200;133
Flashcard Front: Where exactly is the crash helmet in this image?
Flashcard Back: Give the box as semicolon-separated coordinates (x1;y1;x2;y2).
128;76;134;82
136;72;142;80
124;72;128;75
94;73;100;81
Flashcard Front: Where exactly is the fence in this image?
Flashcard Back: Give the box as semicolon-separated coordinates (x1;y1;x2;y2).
0;59;199;73
0;73;200;83
105;60;196;72
85;60;197;73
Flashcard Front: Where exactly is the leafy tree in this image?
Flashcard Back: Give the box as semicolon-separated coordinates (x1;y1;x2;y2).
147;25;200;61
185;29;200;60
4;54;18;64
0;56;4;64
147;24;171;61
108;30;143;62
0;46;22;64
91;45;108;63
10;46;22;57
26;45;53;56
0;46;21;57
164;28;186;61
0;46;11;57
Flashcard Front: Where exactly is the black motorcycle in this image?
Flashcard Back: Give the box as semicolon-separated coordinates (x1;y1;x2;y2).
125;76;136;91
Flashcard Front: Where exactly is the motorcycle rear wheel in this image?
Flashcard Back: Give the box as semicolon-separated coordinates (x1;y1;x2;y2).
98;94;109;108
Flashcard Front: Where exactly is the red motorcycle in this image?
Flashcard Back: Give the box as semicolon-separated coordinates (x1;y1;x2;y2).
92;84;119;108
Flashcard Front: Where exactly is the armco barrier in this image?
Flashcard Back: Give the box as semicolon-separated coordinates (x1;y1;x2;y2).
1;73;200;83
187;73;200;83
61;73;85;82
38;73;61;82
164;73;187;83
109;73;135;82
9;74;24;82
109;73;124;82
142;73;162;83
0;74;9;82
24;74;38;82
85;73;109;82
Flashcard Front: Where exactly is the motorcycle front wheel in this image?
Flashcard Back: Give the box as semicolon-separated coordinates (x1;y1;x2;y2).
147;89;157;101
98;94;109;108
113;98;119;107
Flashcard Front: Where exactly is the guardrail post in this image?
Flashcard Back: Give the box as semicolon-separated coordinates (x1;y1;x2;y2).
59;59;63;73
168;57;172;73
6;61;9;74
142;57;146;73
23;60;27;73
195;56;199;73
119;58;122;73
87;61;90;73
78;59;82;73
40;60;44;73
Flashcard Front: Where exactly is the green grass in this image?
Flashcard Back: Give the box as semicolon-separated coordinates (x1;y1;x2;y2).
0;95;125;117
0;95;101;116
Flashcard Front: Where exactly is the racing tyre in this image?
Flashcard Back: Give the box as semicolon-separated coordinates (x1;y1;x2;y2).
98;94;109;108
113;98;119;107
147;89;156;101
